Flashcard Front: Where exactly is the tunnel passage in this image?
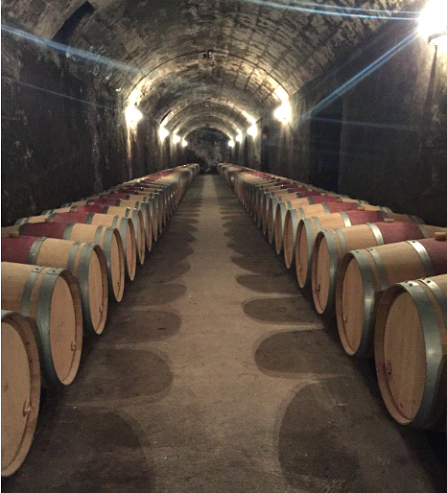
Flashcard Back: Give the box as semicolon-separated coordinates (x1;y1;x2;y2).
2;1;446;226
3;172;447;492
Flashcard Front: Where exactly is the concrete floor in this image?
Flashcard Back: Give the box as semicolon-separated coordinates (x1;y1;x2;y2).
4;174;446;493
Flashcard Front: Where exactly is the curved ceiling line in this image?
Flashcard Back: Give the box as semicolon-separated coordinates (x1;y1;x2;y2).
183;123;234;140
164;100;252;130
177;115;240;134
177;116;240;139
148;84;263;126
171;114;243;137
126;49;291;109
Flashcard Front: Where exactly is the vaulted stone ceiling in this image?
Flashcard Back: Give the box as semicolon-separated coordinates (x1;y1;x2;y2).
2;0;422;137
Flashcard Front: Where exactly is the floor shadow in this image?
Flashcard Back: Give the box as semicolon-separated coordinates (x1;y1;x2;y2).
136;260;191;284
278;378;447;493
226;241;276;258
65;347;173;403
122;283;187;306
145;244;195;262
231;255;287;275
236;273;298;294
3;407;154;493
101;308;182;343
255;329;353;377
244;296;322;324
168;217;199;224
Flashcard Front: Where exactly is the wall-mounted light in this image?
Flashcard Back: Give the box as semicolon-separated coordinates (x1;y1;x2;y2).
159;125;169;140
182;139;188;148
273;101;291;123
125;106;143;124
235;134;243;143
247;124;258;138
173;134;181;144
419;0;447;47
228;139;235;148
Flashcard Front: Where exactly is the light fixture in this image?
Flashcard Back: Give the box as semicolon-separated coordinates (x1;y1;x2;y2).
125;106;143;124
235;134;243;143
173;134;181;144
247;124;258;138
228;139;235;148
182;139;188;148
273;101;291;123
159;125;169;140
419;0;447;46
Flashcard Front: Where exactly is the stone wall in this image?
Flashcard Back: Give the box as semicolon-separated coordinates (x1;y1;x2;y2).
1;31;128;225
264;19;447;226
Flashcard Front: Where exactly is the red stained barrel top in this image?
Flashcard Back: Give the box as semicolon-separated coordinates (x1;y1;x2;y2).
416;237;447;276
1;236;40;264
377;222;425;244
344;210;384;225
19;222;68;239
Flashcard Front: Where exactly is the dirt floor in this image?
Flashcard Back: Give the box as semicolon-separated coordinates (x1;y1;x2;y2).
3;174;446;493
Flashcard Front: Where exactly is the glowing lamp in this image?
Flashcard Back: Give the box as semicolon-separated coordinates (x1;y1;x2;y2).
247;124;258;138
173;134;181;144
235;134;243;143
159;125;169;140
419;0;447;47
228;139;235;148
273;101;291;123
125;106;143;124
182;140;188;148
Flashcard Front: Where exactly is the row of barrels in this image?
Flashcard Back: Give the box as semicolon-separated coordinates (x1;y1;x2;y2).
217;163;447;431
1;163;200;477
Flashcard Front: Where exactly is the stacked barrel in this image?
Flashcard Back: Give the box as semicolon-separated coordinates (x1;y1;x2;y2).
1;163;199;476
218;162;447;432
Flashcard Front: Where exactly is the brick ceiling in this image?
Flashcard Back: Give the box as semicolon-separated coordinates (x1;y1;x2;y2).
2;0;422;138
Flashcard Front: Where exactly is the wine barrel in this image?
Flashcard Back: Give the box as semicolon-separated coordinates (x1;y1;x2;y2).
264;193;359;239
59;223;125;302
275;201;388;257
1;263;83;386
85;198;152;251
114;196;159;242
294;211;424;289
284;205;389;270
336;235;447;358
375;274;447;428
312;223;445;316
49;210;138;278
2;236;108;336
83;204;146;265
6;220;127;300
258;186;322;229
1;310;40;477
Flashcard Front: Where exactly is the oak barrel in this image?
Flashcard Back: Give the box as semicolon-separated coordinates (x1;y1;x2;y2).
312;223;444;316
86;198;152;251
6;220;127;299
375;274;447;428
275;201;387;257
1;310;40;477
49;211;137;281
2;237;108;335
1;263;83;386
336;235;447;358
